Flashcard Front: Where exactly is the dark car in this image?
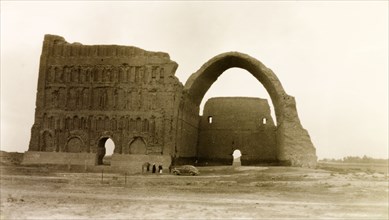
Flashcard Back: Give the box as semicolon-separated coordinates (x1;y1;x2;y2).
172;165;200;176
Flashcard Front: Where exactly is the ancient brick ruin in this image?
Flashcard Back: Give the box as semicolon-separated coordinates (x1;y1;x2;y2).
24;34;317;170
198;97;277;165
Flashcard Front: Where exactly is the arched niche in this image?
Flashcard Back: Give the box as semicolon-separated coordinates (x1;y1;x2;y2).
40;130;55;152
67;136;84;153
128;137;147;155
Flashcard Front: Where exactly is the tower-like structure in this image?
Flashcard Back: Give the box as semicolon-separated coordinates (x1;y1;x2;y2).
27;35;182;168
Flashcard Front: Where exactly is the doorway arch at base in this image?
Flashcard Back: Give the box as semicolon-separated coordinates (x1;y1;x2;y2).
96;136;117;165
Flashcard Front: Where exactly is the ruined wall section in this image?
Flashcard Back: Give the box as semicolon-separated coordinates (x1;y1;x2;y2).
28;35;182;157
276;95;317;167
175;93;200;161
198;97;277;165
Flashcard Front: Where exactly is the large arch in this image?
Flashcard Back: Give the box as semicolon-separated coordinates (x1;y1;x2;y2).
181;52;317;167
185;52;286;122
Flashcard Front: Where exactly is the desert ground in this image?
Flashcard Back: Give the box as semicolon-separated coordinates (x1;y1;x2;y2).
0;154;388;219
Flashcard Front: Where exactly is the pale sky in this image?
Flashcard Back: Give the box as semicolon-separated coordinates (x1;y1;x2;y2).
1;1;388;159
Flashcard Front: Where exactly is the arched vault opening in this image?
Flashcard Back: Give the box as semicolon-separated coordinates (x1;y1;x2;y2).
179;52;317;167
96;137;116;165
199;67;276;123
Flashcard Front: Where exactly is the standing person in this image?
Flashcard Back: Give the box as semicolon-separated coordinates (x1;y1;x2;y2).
152;163;156;173
169;164;172;173
158;164;163;174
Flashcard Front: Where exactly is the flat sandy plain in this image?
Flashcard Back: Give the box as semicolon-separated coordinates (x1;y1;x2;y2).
1;158;388;219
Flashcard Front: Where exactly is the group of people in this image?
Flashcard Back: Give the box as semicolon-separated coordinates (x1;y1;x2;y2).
142;162;163;174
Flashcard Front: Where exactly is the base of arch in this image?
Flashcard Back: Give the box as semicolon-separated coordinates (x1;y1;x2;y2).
22;151;172;174
173;156;283;166
276;124;317;168
110;154;171;173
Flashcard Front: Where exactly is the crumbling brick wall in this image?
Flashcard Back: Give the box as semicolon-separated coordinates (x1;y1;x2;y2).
28;35;182;159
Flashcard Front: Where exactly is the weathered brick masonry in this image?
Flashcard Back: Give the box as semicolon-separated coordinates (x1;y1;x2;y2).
25;35;317;170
